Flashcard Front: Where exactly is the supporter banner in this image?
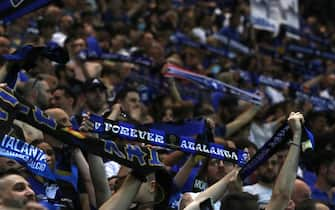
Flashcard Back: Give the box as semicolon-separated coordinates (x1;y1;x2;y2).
239;123;314;180
0;134;55;180
164;64;263;105
250;0;300;33
0;0;53;23
77;49;154;67
170;32;236;59
88;113;249;166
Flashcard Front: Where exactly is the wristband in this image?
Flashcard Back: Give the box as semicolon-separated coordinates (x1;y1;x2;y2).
288;141;300;147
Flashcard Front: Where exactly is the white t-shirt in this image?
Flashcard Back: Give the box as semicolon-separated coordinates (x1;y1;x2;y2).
243;183;272;205
249;121;278;148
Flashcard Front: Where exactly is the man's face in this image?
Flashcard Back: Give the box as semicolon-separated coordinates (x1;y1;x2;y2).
122;91;141;113
85;88;106;114
45;108;72;127
134;175;156;210
0;175;35;208
37;142;56;170
71;38;86;55
36;81;52;110
51;89;73;111
257;155;279;184
0;157;22;173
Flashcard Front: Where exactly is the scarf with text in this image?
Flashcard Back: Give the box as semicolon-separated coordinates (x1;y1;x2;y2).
0;134;55;180
87;113;249;166
0;86;163;175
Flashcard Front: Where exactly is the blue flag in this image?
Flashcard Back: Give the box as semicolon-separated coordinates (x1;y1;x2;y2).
0;0;53;23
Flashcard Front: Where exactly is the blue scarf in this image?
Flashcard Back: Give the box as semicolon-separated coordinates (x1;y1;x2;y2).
77;49;154;67
170;32;236;59
239;123;314;180
0;0;53;23
164;64;263;105
0;134;55;180
88;113;249;166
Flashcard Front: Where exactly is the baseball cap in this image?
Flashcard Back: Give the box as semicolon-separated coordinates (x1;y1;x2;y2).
83;77;107;91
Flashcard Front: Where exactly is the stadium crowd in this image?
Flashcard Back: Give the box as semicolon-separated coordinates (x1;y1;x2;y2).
0;0;335;210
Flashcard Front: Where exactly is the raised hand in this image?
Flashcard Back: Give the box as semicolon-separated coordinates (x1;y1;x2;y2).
287;112;304;134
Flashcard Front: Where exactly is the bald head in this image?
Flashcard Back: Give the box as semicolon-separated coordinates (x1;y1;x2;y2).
292;179;311;204
316;202;329;210
45;108;71;127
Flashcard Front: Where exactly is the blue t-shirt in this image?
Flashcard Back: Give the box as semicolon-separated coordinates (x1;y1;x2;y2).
311;185;335;210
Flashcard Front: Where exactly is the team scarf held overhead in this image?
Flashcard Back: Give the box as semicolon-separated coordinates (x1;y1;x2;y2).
77;49;154;68
286;44;335;61
0;86;164;175
237;69;335;111
170;32;236;59
283;25;330;46
0;133;79;190
0;0;53;24
87;113;249;166
239;123;315;180
1;43;69;88
0;134;55;180
164;64;263;105
212;33;253;55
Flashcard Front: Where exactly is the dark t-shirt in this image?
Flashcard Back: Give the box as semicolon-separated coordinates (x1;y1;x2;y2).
28;176;82;210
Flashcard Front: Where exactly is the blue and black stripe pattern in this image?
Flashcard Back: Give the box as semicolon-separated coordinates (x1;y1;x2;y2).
0;0;53;23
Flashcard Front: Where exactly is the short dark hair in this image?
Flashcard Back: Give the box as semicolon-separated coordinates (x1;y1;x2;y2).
30;139;45;147
0;168;24;179
115;87;139;102
313;150;335;175
305;111;327;128
220;192;259;210
53;85;77;105
53;85;75;98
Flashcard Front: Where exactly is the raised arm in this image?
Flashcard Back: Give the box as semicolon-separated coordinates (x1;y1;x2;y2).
99;173;143;210
225;104;260;137
184;168;240;210
73;148;97;208
266;112;303;210
174;155;203;189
